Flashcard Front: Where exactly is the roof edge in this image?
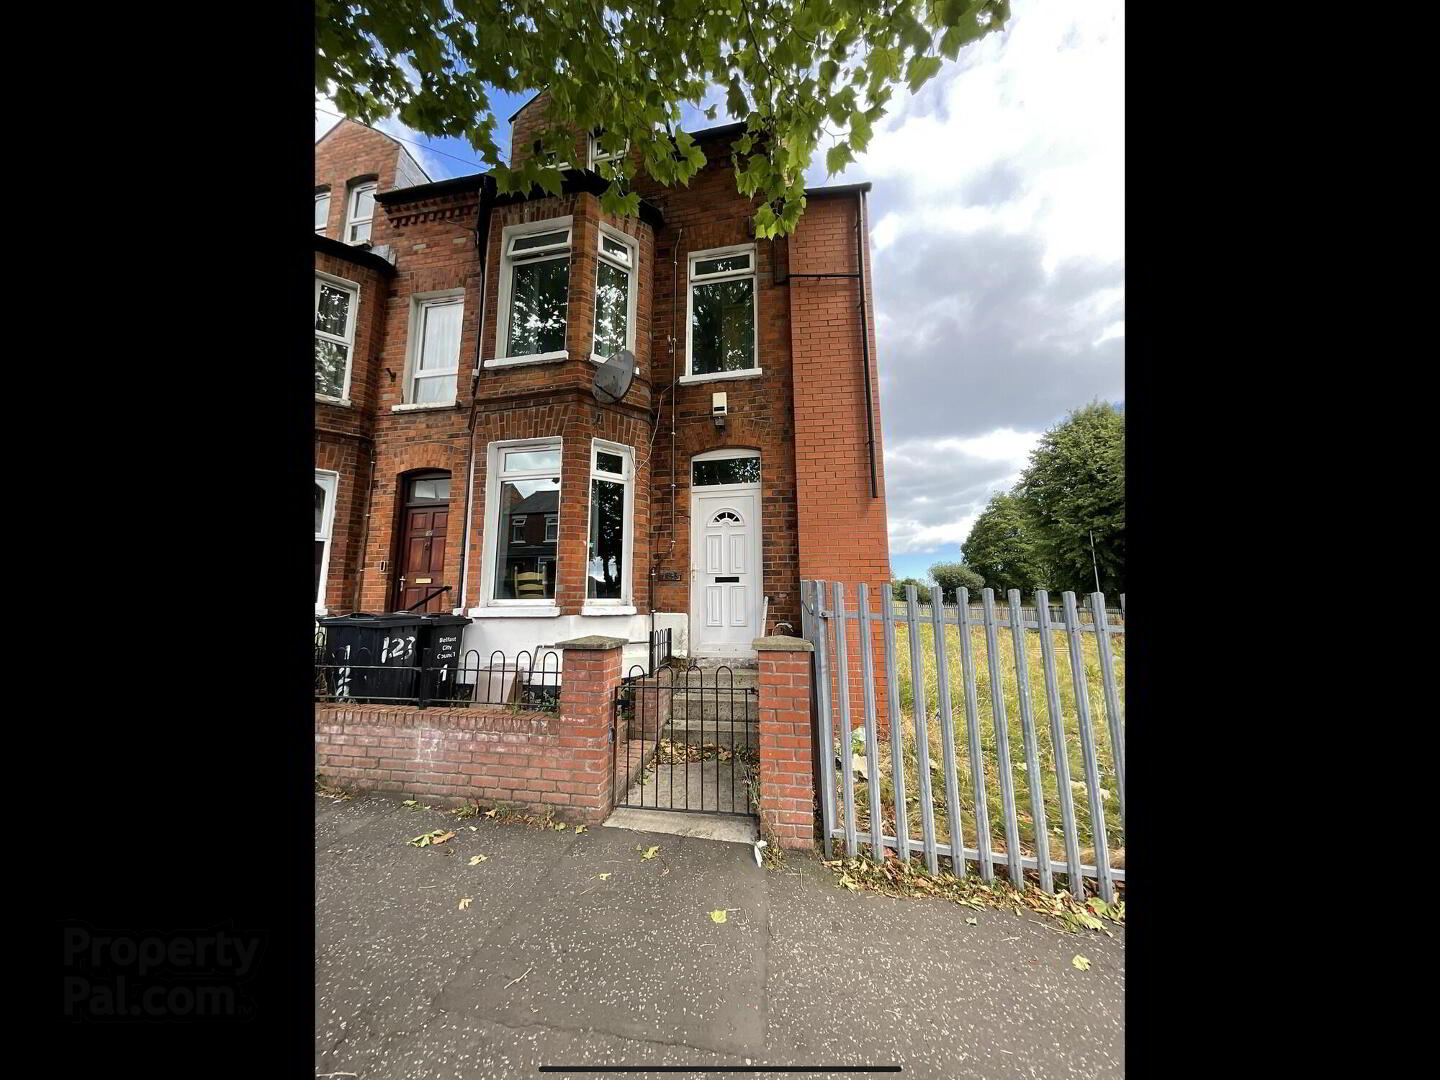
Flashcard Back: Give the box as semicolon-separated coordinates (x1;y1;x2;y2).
315;234;398;275
379;169;664;229
803;181;873;197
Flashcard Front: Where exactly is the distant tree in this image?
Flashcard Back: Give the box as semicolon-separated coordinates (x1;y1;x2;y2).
928;562;985;601
961;492;1049;596
1014;401;1125;595
890;577;928;601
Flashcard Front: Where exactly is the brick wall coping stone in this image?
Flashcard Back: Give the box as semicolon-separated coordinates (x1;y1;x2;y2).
555;635;628;650
752;635;814;652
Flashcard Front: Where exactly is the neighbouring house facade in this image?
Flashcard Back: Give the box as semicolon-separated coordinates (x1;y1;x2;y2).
314;102;891;671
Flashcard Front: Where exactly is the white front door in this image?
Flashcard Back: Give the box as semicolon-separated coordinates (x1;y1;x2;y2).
691;490;761;656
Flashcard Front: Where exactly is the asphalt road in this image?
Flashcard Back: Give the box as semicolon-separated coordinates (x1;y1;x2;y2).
316;794;1124;1079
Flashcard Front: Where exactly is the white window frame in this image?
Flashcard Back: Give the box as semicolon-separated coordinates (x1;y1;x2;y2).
691;447;762;489
591;224;639;364
488;216;573;369
545;514;559;543
475;437;564;613
346;180;377;244
315;469;339;615
511;515;527;543
585;440;636;609
587;131;631;169
683;243;762;384
315;189;331;236
314;271;359;404
398;289;465;409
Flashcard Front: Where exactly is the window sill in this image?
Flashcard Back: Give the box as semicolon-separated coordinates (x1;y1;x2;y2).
485;350;568;369
391;401;457;412
467;606;562;618
581;605;637;616
678;368;764;385
315;394;352;407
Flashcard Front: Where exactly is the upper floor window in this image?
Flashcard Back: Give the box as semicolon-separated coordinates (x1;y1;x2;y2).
346;180;377;244
315;189;331;236
495;218;571;365
686;245;758;380
406;292;464;405
593;227;636;363
314;273;358;401
587;131;630;170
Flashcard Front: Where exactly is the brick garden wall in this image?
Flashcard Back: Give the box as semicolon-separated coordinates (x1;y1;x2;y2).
314;638;624;823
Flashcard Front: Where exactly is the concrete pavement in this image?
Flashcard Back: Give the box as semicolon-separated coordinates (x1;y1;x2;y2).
316;793;1124;1078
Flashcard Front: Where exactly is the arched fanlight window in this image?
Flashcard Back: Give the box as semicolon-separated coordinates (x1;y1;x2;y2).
711;509;742;525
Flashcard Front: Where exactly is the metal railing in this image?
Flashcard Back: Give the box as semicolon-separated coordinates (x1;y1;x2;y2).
806;582;1125;901
314;634;561;711
612;661;758;817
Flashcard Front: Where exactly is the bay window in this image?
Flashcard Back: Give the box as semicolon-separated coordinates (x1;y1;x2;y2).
685;244;759;380
487;440;562;603
315;470;338;613
593;227;636;362
491;218;572;367
314;273;358;400
587;442;634;602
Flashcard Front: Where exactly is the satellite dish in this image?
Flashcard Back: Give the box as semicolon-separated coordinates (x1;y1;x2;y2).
593;348;635;404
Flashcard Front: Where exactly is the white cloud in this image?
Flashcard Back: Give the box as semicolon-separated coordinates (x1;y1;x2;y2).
851;0;1124;275
883;428;1042;555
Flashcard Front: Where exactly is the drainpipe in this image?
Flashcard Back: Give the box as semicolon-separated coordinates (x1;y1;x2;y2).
856;189;878;499
458;180;493;613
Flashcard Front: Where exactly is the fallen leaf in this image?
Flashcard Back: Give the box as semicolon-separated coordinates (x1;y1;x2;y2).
555;823;568;831
641;846;660;860
965;917;978;925
484;808;499;818
574;825;587;833
598;873;612;880
408;830;447;847
432;831;456;845
469;855;490;866
458;897;472;910
710;909;728;924
1072;955;1091;971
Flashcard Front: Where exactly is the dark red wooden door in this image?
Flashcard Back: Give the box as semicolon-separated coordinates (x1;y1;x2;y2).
395;507;449;612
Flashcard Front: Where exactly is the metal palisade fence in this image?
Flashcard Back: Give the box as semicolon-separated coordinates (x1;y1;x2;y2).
800;580;1126;901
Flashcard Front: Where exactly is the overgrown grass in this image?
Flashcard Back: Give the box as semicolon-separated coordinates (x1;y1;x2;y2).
829;622;1124;878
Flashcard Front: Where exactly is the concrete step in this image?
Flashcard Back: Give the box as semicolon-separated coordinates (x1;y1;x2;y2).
663;718;758;748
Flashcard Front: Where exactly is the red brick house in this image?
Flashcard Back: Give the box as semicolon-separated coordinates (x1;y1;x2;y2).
314;104;891;669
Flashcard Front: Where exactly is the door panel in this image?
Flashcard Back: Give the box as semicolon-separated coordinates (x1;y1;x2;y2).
691;490;760;655
396;505;450;612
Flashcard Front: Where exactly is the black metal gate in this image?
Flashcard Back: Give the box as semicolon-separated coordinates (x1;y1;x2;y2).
611;663;758;817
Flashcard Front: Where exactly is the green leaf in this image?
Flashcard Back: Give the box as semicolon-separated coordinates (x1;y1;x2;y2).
825;142;853;176
1072;955;1091;970
641;845;660;859
709;909;728;923
906;54;944;94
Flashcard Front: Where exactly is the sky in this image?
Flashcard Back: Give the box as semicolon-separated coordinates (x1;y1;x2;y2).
316;0;1124;584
